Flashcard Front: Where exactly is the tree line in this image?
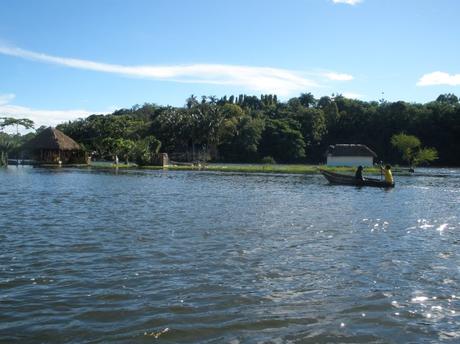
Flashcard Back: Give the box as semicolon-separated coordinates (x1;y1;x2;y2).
1;93;459;166
0;118;35;166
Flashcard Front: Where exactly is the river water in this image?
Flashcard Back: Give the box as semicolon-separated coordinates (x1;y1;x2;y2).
0;167;459;343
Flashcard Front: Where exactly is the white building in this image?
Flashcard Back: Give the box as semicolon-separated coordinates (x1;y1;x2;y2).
326;144;377;167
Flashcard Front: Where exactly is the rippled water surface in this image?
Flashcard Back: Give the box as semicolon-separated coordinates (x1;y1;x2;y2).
1;167;460;343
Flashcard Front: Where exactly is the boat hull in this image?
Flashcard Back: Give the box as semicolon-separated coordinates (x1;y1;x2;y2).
319;169;395;188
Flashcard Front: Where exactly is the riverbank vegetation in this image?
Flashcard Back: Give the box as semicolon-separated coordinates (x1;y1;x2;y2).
0;118;35;166
2;93;459;167
140;164;415;175
57;93;457;166
390;133;438;167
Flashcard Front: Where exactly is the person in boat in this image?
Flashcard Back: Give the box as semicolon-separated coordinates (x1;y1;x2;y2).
355;165;364;181
381;164;394;184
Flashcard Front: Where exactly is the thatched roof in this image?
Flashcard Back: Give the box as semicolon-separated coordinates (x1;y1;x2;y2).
23;127;81;151
327;144;377;157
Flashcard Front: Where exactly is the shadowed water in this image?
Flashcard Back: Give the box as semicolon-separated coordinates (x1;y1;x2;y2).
0;166;459;343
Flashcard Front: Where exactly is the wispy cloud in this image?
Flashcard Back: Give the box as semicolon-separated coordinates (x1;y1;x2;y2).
0;93;102;129
0;44;353;96
342;92;364;99
324;72;354;81
0;45;321;96
332;0;362;5
0;93;15;105
417;71;460;86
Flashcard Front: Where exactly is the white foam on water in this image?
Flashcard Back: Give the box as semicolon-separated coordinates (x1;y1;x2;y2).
436;223;448;232
411;296;429;303
420;224;434;229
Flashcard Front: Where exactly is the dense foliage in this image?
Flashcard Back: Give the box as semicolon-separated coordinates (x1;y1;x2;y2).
390;133;438;167
55;93;460;165
0;117;35;166
4;92;459;166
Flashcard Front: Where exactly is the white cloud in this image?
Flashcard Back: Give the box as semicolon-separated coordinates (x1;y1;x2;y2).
0;45;355;127
417;71;460;86
342;92;364;99
332;0;362;5
0;93;102;129
0;93;16;105
0;45;321;96
324;72;354;81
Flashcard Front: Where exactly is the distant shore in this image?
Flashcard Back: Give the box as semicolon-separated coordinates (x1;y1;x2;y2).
85;162;414;175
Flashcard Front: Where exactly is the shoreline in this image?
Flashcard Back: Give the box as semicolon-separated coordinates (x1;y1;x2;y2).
84;163;414;176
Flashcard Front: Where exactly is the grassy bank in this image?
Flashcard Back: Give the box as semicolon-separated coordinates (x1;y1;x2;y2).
137;163;401;175
58;161;412;176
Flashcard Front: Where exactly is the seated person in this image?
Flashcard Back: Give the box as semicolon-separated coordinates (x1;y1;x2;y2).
355;165;364;181
381;164;394;184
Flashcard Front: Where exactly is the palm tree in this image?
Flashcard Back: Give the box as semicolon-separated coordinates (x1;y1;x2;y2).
0;134;18;166
0;117;35;164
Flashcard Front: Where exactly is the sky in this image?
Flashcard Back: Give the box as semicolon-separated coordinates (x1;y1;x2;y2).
1;0;460;128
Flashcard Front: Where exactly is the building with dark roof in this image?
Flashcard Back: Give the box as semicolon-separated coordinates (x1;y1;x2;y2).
22;127;87;165
326;144;377;167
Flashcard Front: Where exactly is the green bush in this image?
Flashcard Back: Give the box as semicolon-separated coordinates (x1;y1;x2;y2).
261;156;276;164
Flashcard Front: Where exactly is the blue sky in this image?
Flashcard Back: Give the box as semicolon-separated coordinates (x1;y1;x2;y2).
1;0;460;127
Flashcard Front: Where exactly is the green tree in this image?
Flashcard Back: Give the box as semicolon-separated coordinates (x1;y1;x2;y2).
0;117;35;134
413;148;439;166
133;136;162;165
259;119;305;163
0;118;34;165
436;93;458;105
391;133;438;166
391;133;421;165
219;114;264;162
299;92;316;108
102;137;136;164
0;133;17;166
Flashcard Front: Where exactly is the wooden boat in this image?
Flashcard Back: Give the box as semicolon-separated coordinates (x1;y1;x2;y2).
319;169;395;188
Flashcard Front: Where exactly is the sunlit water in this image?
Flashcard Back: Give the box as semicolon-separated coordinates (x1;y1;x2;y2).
1;166;459;343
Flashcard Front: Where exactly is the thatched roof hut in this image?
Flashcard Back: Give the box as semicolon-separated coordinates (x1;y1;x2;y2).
23;127;87;165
